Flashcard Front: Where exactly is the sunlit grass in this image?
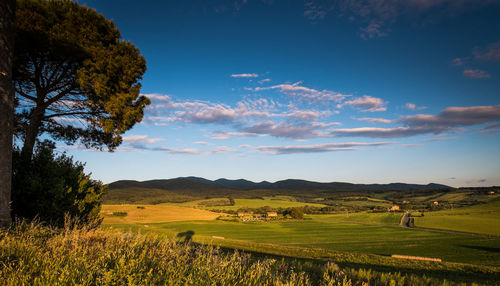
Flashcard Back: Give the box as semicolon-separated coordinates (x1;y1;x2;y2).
101;204;221;224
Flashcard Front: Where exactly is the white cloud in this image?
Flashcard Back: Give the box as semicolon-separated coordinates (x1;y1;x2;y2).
254;82;349;103
211;131;262;140
357;117;393;124
242;121;339;139
231;73;259;78
332;105;500;138
258;78;271;84
405;103;427;110
257;141;392;155
122;135;164;145
341;95;387;112
331;126;440;138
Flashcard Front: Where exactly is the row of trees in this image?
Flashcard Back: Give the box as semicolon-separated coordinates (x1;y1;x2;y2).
1;0;149;226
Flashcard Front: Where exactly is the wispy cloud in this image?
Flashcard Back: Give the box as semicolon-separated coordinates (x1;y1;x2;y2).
307;0;498;39
424;136;458;142
254;82;349;103
401;105;500;127
341;95;387;112
304;1;328;21
231;73;259;78
210;131;262;140
401;143;423;148
258;78;271;84
356;117;393;124
453;41;500;78
153;146;234;155
332;105;500;138
143;94;278;124
123;135;164;145
451;58;465;66
257;141;392;155
463;69;491;79
405;103;427;111
331;126;439;138
473;41;500;62
242;121;339;139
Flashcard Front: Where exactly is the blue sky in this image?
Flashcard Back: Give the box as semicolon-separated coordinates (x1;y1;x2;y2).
67;0;500;187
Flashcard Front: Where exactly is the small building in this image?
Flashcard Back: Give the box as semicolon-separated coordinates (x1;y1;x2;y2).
389;205;400;211
433;201;439;205
237;212;253;217
266;212;278;217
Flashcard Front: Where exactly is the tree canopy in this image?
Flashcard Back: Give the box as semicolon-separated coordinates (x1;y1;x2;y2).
14;0;149;155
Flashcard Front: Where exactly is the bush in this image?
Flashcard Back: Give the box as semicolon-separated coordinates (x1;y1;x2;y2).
111;212;127;217
284;207;304;219
11;141;106;227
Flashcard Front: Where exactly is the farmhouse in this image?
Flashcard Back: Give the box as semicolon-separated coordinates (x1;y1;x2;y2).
237;212;253;217
389;205;400;211
266;212;278;217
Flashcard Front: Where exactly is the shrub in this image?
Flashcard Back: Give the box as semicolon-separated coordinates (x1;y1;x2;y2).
11;141;105;227
111;212;127;217
284;207;304;219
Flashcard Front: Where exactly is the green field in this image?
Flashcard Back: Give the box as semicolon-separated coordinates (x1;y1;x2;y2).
414;199;500;235
104;211;500;267
100;193;500;284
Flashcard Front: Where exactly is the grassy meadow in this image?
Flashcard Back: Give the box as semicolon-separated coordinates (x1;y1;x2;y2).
96;189;500;284
104;213;500;267
7;221;494;285
413;199;500;236
101;203;221;224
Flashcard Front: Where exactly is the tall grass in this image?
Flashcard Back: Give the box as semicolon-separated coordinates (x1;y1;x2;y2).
0;220;487;285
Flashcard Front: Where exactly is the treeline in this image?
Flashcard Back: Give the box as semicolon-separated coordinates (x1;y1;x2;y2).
211;205;388;216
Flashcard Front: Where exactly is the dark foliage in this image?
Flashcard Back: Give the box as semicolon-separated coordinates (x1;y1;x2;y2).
11;141;105;227
284;207;304;219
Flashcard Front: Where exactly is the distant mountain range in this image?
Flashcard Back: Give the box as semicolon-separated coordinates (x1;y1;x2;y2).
109;177;451;192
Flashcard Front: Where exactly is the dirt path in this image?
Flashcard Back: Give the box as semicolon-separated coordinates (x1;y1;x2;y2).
399;212;410;227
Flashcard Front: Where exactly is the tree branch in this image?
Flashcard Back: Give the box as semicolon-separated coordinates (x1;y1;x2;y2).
15;88;37;101
44;111;93;119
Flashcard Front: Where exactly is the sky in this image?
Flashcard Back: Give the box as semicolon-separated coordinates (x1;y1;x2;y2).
66;0;500;187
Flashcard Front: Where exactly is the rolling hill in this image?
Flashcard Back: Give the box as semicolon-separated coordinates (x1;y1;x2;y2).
108;177;451;192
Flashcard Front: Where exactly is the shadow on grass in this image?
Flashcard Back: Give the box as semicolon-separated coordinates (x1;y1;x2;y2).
459;245;500;253
177;230;195;243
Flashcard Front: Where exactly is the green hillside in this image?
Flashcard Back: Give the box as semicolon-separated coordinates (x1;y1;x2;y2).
414;199;500;235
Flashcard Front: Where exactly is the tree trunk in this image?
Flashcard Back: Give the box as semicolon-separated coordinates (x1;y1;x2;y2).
22;106;45;156
0;0;16;227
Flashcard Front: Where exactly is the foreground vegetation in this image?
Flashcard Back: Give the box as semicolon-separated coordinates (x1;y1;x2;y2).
3;221;497;285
